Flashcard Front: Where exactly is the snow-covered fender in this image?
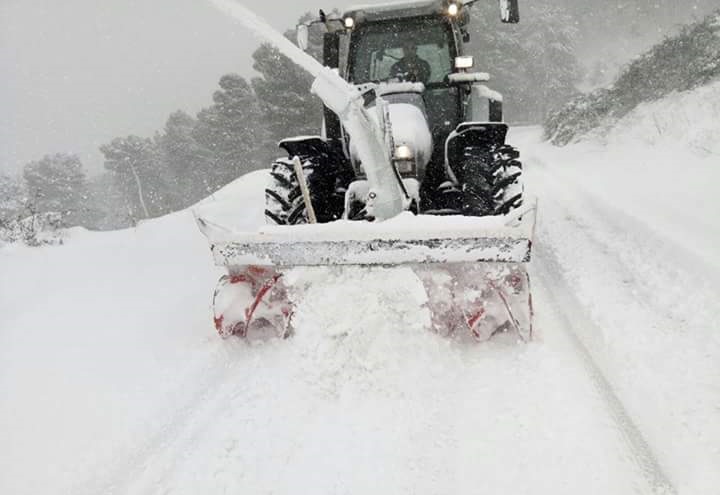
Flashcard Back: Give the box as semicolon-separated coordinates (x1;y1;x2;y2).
278;135;353;183
278;136;330;160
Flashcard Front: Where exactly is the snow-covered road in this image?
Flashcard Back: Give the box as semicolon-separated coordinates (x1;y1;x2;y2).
517;120;720;494
2;89;719;494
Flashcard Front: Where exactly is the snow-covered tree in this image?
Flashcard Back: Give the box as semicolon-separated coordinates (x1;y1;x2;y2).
84;172;135;230
194;74;268;188
251;13;328;156
156;110;214;208
22;153;88;227
545;9;720;145
251;43;321;144
0;173;24;222
100;136;172;222
516;4;582;118
555;0;720;81
467;1;581;122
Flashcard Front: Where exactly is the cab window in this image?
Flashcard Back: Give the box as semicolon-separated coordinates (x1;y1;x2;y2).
349;19;454;85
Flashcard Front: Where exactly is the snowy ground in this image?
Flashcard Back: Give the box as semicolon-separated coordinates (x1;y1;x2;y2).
1;84;719;494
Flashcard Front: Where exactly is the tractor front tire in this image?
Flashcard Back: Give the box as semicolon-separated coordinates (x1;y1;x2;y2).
460;144;523;217
265;157;306;225
264;153;348;225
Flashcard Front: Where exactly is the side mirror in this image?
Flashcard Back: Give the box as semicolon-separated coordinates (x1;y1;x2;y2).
297;24;309;51
499;0;520;23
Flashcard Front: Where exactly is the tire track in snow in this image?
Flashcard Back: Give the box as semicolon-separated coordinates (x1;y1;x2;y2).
533;244;677;495
519;137;720;493
528;152;720;292
526;151;720;357
71;341;280;495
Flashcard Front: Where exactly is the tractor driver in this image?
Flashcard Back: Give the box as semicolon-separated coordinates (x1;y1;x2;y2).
391;42;431;84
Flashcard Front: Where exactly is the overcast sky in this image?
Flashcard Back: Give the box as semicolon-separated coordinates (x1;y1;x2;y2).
1;0;383;175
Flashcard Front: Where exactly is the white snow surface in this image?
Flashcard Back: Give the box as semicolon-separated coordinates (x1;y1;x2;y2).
2;84;720;494
197;205;530;242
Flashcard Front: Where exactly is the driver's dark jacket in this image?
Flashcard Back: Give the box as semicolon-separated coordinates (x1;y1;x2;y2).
390;57;431;84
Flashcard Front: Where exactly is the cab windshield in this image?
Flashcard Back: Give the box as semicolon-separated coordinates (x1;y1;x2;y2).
349;19;454;85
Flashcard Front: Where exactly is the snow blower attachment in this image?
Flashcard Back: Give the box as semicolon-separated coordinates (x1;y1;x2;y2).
198;0;534;342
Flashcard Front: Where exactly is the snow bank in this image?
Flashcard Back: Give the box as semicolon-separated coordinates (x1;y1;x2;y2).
533;80;720;273
193;169;268;232
0;209;218;494
0;171;271;495
601;79;720;155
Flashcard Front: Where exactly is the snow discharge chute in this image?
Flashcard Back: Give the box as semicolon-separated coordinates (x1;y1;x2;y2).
196;0;536;342
208;0;406;221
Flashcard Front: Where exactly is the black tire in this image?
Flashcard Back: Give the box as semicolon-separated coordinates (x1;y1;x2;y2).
264;157;312;225
460;144;523;217
264;152;350;225
493;144;524;215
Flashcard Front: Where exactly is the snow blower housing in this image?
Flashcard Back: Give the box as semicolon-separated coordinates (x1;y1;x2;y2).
196;0;534;342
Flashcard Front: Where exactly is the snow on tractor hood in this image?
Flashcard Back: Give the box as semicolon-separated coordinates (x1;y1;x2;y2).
386;102;433;164
349;94;433;171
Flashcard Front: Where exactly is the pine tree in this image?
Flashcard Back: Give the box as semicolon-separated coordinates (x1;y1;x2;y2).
22;153;88;227
84;172;134;230
466;1;581;122
0;173;25;223
193;74;268;188
251;44;321;151
517;4;582;119
100;136;171;222
156;110;213;207
554;0;719;80
250;13;328;157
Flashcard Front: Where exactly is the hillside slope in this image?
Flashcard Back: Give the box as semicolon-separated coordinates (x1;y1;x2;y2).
545;11;720;145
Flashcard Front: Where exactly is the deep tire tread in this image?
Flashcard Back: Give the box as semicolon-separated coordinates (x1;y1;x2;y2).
458;144;524;217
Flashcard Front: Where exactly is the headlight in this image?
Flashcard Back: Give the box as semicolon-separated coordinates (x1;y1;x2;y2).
344;16;355;29
393;145;416;175
394;145;414;160
447;2;460;17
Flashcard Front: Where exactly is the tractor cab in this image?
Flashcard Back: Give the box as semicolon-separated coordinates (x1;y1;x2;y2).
346;13;458;85
344;10;463;148
290;0;521;213
297;1;518;177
